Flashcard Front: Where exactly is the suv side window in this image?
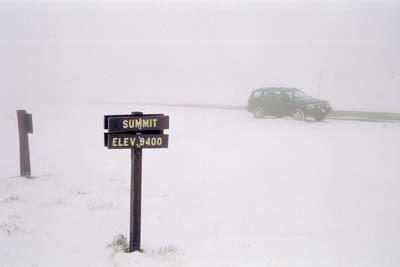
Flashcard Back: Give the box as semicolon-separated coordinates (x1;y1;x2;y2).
273;89;282;97
252;90;263;98
273;89;285;101
262;90;271;96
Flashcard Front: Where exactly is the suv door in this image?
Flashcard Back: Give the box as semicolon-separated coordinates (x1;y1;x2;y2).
260;89;273;115
271;89;292;116
270;89;283;115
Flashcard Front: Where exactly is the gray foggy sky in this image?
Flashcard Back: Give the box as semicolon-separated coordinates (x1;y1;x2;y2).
1;0;399;111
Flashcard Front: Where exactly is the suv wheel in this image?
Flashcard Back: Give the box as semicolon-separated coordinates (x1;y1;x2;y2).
253;107;264;119
292;109;305;121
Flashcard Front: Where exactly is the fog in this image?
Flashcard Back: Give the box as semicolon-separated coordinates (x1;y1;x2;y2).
1;0;399;111
1;2;400;266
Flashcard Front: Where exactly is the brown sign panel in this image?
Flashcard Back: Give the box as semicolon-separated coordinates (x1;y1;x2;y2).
106;134;169;149
25;113;33;134
106;115;169;132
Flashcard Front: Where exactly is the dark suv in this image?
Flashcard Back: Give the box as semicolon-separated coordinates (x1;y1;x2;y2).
247;87;332;121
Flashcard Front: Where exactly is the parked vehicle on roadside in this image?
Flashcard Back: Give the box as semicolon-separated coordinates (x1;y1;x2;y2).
247;87;332;121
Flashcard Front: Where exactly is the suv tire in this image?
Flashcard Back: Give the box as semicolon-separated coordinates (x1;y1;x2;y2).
253;107;264;119
292;109;305;121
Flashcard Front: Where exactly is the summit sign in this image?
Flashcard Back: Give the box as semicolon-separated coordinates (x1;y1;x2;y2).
104;112;170;253
107;134;169;149
106;115;169;132
104;113;169;149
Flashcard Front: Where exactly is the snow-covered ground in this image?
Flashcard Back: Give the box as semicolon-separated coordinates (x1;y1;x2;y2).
1;103;399;267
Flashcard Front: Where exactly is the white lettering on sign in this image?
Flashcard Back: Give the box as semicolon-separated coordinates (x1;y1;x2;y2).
110;136;164;148
122;118;158;130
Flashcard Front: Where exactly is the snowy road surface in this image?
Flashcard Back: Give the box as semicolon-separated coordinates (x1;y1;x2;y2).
1;103;399;267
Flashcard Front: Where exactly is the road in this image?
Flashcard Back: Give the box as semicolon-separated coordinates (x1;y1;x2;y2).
119;102;400;123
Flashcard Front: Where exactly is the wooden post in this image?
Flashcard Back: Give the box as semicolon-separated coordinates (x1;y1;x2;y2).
17;110;33;178
129;111;143;252
104;111;169;253
130;147;142;252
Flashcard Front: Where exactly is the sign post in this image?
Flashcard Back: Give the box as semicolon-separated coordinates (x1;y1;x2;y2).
17;110;33;178
104;112;169;252
130;147;142;252
129;111;143;252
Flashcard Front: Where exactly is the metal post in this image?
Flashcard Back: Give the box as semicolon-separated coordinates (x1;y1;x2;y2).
17;110;32;178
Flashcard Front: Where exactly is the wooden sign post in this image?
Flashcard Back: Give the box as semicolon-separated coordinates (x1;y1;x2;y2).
17;110;33;178
104;112;169;252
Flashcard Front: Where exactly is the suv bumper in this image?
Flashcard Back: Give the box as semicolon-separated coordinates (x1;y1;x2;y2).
305;107;332;117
